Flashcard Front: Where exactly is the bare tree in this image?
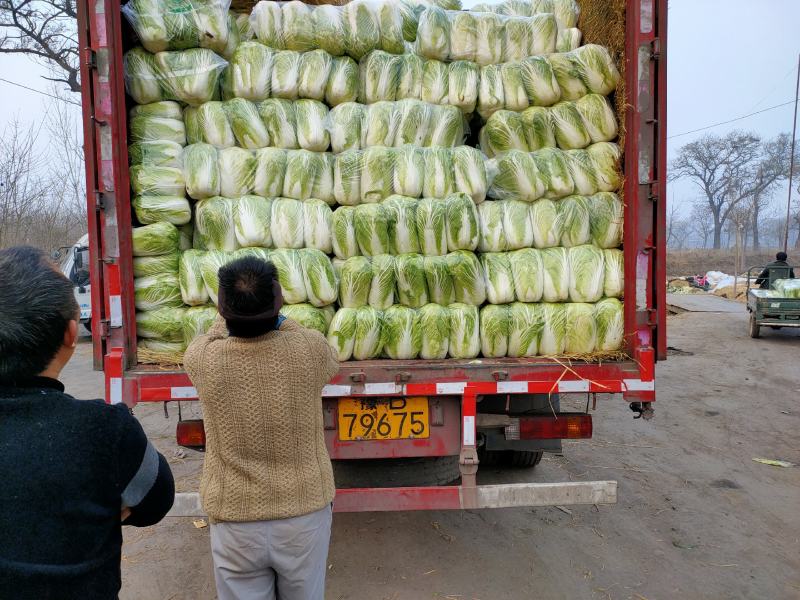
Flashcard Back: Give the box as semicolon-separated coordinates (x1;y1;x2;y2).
690;203;714;249
748;134;794;249
0;0;79;92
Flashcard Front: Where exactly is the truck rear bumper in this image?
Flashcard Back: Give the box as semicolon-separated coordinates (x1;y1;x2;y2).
168;480;617;516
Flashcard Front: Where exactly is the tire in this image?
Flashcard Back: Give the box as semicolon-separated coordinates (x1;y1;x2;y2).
332;456;461;489
478;448;544;469
749;314;760;338
509;450;544;468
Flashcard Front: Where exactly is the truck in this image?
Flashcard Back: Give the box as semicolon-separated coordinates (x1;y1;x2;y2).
55;234;93;332
76;0;667;513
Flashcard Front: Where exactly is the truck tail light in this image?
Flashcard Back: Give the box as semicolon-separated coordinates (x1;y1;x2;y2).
505;415;592;440
177;419;206;449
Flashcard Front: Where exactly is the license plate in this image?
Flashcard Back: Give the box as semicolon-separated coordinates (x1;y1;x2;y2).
338;397;429;441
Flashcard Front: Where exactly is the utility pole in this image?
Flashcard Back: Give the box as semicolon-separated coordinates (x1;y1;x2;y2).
784;53;800;253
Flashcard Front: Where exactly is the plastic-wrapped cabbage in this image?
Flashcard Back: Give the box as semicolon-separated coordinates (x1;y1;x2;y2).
533;147;575;199
136;307;186;341
509;248;543;303
302;199;333;254
270;248;307;304
392;145;425;198
556;27;582;53
234;195;272;248
576;94;617;144
445;193;479;252
223;41;273;101
155;48;227;106
548;52;588;101
449;12;476;62
501;62;530;112
383;195;420;254
477;65;504;120
477;200;507;253
250;1;283;49
282;1;315;52
378;2;405;55
447;250;486;305
365;101;399;148
183;305;218;342
362;147;396;203
775;279;800;298
333;149;363;206
418;303;450;359
603;249;624;299
332;206;359;259
395;253;429;308
195;196;238;251
396;0;420;43
339;256;372;308
558;195;591;247
519;56;561;108
415;198;447;256
179;223;193;251
382;305;421;359
138;339;185;354
416;6;450;61
326;56;360;106
134;273;183;311
343;1;381;61
427;105;465;147
218;147;256;197
190;101;234;147
294;100;330;152
180;249;210;306
448;303;479;359
502;199;534;250
313;6;347;57
270;197;304;249
480;304;509;358
327;307;357;360
422;148;453;198
568;244;604;303
129;140;183;169
329;102;367;154
271;50;301;100
448;61;479;114
395;100;431;148
283;150;323;200
595;297;623;351
529;198;560;248
183;143;219;199
452;146;487;204
235;12;254;42
532;301;564;355
354;203;390;256
576;44;621;96
129;115;186;145
540;247;569;302
295;51;332;103
474;13;503;67
528;13;558;56
550;101;591;150
396;54;425;101
233;246;271;262
361;51;401;104
488;151;544;202
369;254;396;310
130;165;186;196
507;302;542;357
424;255;455;306
421;59;449;106
281;304;328;335
222;98;269;149
132;222;180;257
590;192;623;248
220;13;240;59
132;195;191;226
130;100;183;120
124;47;164;105
480;110;527;158
564;149;598;196
521;106;556;152
133;253;179;278
253;147;287;197
310;153;335;204
587;142;622;193
565;302;596;354
301;248;337;307
503;16;532;63
199;250;231;303
481;252;515;305
353;306;383;360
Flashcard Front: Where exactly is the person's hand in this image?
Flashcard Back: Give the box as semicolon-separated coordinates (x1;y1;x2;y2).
121;507;132;522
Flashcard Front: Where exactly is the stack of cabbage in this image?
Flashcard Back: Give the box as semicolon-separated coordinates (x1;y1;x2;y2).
122;0;625;361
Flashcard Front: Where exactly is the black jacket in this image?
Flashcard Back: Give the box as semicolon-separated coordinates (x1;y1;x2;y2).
0;377;174;599
756;260;796;289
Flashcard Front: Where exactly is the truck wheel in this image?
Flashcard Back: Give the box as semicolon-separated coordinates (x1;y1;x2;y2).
478;448;543;469
332;456;461;489
509;451;544;468
749;314;760;338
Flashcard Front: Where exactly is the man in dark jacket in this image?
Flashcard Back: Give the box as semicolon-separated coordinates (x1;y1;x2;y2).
755;252;795;289
0;246;175;599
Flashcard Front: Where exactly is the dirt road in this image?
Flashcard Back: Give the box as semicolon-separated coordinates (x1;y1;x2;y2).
61;303;800;599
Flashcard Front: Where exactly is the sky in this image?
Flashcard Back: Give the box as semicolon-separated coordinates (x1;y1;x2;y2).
1;0;799;220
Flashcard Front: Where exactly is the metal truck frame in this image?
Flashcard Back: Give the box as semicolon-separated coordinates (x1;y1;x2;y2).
77;0;667;513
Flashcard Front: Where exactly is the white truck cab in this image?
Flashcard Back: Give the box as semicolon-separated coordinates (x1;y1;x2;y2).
57;234;92;332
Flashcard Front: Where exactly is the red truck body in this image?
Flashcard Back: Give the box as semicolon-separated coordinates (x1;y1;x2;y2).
77;0;667;513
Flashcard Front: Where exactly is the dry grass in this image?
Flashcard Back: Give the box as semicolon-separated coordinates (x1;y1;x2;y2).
667;249;783;278
137;348;185;368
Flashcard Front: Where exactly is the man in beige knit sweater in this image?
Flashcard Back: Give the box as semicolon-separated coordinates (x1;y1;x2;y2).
184;256;339;600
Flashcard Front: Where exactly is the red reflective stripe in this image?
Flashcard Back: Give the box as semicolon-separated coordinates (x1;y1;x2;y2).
334;486;463;512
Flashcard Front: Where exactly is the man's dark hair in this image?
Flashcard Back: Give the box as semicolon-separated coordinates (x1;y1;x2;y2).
217;256;281;338
776;251;788;262
0;246;80;381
